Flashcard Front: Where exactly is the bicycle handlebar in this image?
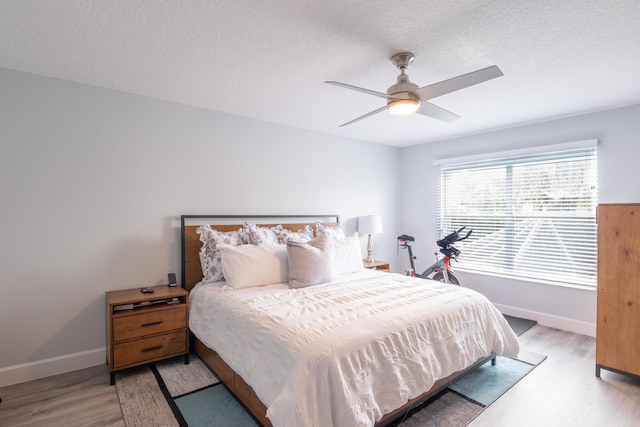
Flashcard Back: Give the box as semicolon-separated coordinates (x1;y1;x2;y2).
438;227;472;247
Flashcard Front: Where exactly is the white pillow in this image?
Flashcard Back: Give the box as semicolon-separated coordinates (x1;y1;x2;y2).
219;244;288;289
331;232;364;276
287;234;333;288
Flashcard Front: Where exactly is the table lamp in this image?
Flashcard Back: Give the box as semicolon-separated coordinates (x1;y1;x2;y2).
358;215;383;263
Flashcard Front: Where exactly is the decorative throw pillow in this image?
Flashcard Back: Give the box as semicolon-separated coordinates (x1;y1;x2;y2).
219;244;288;289
316;222;346;240
196;225;245;283
287;234;333;288
331;232;364;276
242;223;280;245
273;224;314;244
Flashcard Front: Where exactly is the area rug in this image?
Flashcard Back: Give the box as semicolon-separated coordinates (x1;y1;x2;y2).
116;350;545;427
387;349;546;426
116;315;543;426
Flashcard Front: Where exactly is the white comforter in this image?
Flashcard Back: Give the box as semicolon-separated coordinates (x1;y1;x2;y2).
189;270;519;427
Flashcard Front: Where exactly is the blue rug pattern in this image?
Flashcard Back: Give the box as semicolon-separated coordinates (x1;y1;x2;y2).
449;355;536;406
174;384;258;427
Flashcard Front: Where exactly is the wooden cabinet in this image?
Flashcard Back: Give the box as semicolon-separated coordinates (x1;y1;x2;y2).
106;285;189;385
596;204;640;378
363;260;391;272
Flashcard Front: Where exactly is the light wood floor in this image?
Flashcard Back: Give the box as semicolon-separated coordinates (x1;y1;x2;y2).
0;363;123;427
1;325;639;426
469;325;640;427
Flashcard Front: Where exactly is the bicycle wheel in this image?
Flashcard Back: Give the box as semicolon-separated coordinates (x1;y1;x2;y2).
432;271;461;285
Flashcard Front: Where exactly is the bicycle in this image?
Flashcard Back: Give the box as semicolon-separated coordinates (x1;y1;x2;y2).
397;226;472;285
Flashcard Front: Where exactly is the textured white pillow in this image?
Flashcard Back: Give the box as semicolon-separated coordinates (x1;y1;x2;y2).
287;234;333;288
316;222;346;239
241;223;280;245
273;224;314;244
331;232;364;276
219;244;288;289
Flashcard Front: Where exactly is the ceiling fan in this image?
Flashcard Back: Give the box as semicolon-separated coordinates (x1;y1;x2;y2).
325;52;503;127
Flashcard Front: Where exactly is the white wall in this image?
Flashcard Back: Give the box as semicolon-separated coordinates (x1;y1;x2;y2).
0;68;400;385
398;104;640;336
3;64;639;386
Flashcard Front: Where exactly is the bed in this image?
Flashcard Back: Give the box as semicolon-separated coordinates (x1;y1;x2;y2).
181;215;519;427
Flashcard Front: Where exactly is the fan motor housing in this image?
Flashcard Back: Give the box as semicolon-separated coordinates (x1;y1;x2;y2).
387;80;420;114
387;59;419;102
387;79;420;104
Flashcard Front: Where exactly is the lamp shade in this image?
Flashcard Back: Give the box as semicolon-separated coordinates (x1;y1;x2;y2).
358;215;383;235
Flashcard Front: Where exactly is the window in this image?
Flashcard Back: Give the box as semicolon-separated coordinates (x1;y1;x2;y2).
437;141;598;287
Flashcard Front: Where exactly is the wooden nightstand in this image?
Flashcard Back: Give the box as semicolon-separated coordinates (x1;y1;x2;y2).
106;285;189;385
363;260;390;272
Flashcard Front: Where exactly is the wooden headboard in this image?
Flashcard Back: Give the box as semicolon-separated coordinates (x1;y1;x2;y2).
180;215;340;291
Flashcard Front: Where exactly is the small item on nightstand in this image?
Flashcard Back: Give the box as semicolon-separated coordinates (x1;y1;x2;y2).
140;287;154;293
168;272;177;287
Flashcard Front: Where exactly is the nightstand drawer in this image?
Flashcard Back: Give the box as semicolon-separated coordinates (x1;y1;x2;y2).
113;306;186;341
113;330;187;369
106;285;189;384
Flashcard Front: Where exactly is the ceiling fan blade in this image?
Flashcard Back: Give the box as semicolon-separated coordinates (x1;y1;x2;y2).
413;65;503;101
339;106;387;127
325;81;389;100
417;101;460;122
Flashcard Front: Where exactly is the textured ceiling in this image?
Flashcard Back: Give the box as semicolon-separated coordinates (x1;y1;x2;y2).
1;0;639;147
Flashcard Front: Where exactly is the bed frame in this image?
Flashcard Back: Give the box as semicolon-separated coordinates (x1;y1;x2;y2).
180;214;495;427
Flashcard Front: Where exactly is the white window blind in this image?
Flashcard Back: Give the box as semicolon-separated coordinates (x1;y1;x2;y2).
438;143;598;287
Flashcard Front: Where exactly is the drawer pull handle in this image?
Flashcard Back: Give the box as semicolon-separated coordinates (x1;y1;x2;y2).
141;321;163;327
141;345;163;353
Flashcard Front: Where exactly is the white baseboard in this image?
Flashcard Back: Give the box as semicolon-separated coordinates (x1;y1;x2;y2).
494;303;596;337
0;347;106;387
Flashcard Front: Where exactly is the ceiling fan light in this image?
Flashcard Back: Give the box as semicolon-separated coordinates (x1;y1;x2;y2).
388;98;420;115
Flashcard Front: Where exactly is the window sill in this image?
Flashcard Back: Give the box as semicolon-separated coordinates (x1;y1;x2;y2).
456;267;597;291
